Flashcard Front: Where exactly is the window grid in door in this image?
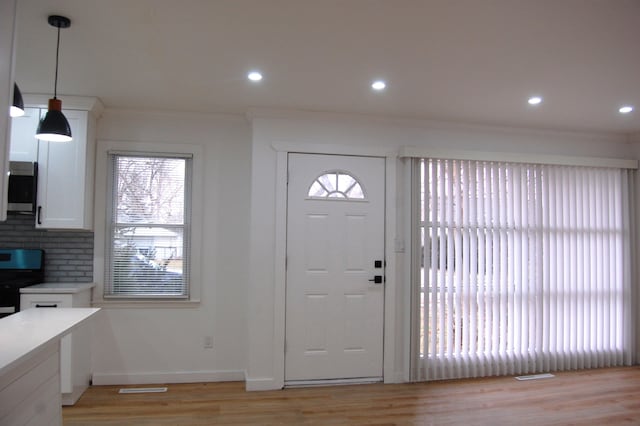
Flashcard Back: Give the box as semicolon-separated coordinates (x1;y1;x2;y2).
307;170;366;200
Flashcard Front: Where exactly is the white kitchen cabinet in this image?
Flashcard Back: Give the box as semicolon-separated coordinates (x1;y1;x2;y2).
20;283;96;406
0;308;100;425
0;0;18;222
9;95;103;230
0;345;61;426
36;108;93;229
8;107;39;162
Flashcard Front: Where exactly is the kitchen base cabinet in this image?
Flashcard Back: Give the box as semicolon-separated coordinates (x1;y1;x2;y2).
0;308;99;426
20;283;95;406
0;343;61;426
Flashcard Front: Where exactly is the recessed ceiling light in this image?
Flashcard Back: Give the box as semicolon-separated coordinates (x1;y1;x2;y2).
528;96;542;105
371;80;386;91
619;105;634;114
247;71;263;82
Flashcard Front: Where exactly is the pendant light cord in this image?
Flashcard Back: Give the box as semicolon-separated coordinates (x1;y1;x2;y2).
53;25;61;99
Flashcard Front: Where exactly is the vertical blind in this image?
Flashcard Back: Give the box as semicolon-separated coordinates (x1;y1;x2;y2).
105;153;192;298
412;158;633;381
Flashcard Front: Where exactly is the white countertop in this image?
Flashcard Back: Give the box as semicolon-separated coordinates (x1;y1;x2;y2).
0;308;100;378
20;282;96;294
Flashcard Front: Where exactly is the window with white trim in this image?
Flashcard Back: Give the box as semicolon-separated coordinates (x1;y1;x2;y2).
105;152;192;298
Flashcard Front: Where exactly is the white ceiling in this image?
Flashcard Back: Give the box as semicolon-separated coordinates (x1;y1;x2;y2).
13;0;640;134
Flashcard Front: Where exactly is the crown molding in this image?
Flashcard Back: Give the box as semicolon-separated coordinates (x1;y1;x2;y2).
23;93;104;117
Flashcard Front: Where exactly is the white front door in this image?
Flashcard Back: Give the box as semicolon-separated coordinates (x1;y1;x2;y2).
285;153;385;382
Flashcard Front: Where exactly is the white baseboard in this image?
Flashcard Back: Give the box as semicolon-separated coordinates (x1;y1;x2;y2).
245;373;406;391
93;370;408;389
384;371;407;384
91;369;245;386
245;376;283;391
286;377;382;388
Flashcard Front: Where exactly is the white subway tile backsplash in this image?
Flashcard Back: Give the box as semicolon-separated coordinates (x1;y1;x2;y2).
0;215;93;282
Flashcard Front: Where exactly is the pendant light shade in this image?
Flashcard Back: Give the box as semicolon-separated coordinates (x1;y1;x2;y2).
10;83;25;117
36;98;72;142
35;15;72;142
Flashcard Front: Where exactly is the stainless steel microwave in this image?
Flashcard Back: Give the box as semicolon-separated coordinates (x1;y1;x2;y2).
7;161;37;214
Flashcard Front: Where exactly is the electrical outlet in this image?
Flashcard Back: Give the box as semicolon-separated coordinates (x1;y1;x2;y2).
203;336;213;349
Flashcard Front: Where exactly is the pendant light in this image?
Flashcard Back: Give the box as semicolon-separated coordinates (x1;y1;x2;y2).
36;15;72;142
10;83;25;117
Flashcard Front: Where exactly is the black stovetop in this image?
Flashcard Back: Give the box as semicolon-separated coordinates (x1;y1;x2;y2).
0;248;45;289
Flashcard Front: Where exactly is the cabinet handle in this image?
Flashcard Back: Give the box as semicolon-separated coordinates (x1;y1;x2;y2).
35;303;58;308
37;206;42;225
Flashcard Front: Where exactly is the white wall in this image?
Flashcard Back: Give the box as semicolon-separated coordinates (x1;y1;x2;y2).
88;107;636;387
631;137;640;363
247;109;635;390
91;109;252;384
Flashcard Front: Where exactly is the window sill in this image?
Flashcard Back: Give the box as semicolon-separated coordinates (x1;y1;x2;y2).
91;299;201;309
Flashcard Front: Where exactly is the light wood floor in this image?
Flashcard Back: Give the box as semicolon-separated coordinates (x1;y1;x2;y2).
63;367;640;425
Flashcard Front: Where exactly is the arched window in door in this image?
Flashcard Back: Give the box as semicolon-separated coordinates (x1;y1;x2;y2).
307;170;366;200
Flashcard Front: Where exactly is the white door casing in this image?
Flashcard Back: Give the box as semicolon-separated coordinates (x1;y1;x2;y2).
285;153;385;382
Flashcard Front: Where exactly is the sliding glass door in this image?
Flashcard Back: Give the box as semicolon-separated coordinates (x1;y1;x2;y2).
411;158;633;381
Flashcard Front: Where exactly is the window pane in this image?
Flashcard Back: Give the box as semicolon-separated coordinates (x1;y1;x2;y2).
345;184;364;199
112;227;185;295
318;173;337;193
308;171;366;200
309;181;328;197
327;192;346;198
116;156;185;225
107;153;191;298
337;174;355;192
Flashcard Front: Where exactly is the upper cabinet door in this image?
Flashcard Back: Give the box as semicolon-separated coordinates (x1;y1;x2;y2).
9;107;40;162
36;109;91;229
0;0;18;222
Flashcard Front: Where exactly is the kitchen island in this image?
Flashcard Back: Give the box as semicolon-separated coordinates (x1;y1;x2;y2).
0;308;100;426
21;283;96;405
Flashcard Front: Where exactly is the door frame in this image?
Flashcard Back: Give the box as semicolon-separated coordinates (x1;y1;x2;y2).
272;142;400;389
284;153;386;383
